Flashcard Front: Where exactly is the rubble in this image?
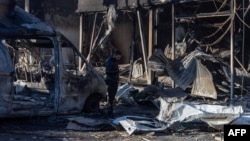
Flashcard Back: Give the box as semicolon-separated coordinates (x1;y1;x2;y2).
148;48;250;99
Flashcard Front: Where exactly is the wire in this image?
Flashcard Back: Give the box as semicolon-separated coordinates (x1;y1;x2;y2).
190;19;232;47
215;0;228;12
235;11;250;29
190;0;236;47
204;15;231;39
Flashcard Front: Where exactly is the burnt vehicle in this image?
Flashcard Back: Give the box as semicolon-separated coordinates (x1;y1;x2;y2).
0;2;107;117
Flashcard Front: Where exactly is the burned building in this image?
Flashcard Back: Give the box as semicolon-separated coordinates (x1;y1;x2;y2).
76;0;250;101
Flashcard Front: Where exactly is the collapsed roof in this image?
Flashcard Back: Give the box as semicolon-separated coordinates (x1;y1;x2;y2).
76;0;206;13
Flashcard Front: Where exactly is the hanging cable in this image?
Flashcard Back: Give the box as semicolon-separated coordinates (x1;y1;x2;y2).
204;15;231;39
189;0;236;47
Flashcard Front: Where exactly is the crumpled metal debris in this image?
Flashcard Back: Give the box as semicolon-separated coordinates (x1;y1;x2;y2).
132;58;144;78
113;116;167;136
116;84;162;108
160;88;188;103
156;98;244;130
231;113;250;125
191;59;217;99
164;42;187;60
148;49;218;99
115;83;137;105
200;114;240;130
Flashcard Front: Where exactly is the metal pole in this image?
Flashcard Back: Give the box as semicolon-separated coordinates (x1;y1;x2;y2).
128;13;137;83
172;4;175;88
230;0;235;102
137;10;149;84
87;13;98;62
154;8;159;47
241;0;245;95
153;8;159;85
148;9;153;85
79;14;83;70
25;0;30;13
90;13;98;48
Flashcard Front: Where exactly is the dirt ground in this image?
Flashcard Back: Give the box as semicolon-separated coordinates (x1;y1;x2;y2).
0;102;223;141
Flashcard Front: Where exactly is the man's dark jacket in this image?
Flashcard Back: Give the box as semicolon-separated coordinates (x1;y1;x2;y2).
105;56;119;82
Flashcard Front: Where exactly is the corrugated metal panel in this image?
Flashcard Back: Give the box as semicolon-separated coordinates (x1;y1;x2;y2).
166;51;197;90
148;49;218;91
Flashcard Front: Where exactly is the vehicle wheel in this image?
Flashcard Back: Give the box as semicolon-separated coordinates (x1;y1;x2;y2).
82;93;102;113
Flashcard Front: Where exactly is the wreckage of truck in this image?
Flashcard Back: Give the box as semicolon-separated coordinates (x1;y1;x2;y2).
0;2;107;117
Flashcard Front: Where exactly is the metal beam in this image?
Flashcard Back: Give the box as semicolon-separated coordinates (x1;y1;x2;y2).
25;0;30;13
230;0;235;102
137;10;149;84
241;0;246;95
148;9;153;85
128;13;137;83
172;3;175;88
87;13;98;62
79;14;83;70
175;11;231;20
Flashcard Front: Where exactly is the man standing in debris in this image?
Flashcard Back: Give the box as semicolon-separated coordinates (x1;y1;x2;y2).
105;50;122;115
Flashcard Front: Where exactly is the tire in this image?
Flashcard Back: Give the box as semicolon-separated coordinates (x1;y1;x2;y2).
82;93;102;113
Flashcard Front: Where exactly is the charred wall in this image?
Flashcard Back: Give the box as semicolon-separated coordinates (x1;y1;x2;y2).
16;0;80;48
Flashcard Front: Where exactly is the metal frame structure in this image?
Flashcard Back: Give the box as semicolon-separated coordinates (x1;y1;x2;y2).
76;0;250;101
